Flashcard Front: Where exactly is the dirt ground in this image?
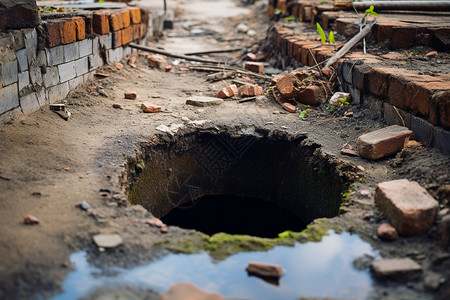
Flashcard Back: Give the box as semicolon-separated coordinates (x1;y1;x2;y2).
1;0;449;299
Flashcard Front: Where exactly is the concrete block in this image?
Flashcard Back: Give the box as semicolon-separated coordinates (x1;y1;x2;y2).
1;60;18;86
36;50;47;67
42;66;60;88
68;76;83;90
83;71;94;84
99;33;112;49
108;47;123;63
47;82;69;103
35;87;46;105
123;46;132;57
375;179;438;235
0;83;19;114
79;39;93;57
410;115;434;147
24;28;37;63
74;56;89;77
88;53;103;71
29;63;42;85
18;71;30;92
58;61;76;83
63;42;80;62
15;48;28;72
433;126;450;156
20;92;40;114
46;46;64;66
12;30;25;51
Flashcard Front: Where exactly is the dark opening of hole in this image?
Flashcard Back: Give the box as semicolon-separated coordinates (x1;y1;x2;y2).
160;194;306;238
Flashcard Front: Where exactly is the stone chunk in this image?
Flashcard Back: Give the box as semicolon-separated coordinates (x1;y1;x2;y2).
282;103;296;113
160;283;225;300
375;179;439;235
377;223;398;241
216;84;238;99
246;262;283;278
186;96;223;107
276;73;295;100
147;54;167;69
24;214;39;225
141;102;161;113
93;234;123;248
357;125;413;160
0;0;40;30
244;62;264;73
371;258;422;280
124;92;137;100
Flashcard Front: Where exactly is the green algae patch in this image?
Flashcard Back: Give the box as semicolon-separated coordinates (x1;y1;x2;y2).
157;218;343;261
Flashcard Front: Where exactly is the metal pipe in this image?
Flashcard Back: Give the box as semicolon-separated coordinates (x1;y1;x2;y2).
353;1;450;11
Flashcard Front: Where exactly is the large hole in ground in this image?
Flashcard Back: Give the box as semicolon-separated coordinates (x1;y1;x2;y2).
126;126;354;237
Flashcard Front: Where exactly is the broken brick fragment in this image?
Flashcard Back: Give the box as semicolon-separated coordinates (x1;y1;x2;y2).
377;223;398;241
239;84;264;97
216;84;239;99
164;65;173;72
141;102;162;113
281;103;296;113
147;54;167;69
244;62;264;73
246;53;257;61
124;92;137;100
294;85;325;106
276;73;296;100
24;214;39;225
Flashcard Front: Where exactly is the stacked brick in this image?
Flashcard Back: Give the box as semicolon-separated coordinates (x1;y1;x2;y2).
267;0;450;155
0;6;149;119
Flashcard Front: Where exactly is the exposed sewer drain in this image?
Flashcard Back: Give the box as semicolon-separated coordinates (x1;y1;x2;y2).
126;126;355;238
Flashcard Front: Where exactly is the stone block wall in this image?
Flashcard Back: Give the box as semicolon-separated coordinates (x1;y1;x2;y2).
0;5;150;121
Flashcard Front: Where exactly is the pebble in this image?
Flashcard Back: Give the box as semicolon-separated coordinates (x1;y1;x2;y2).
124;92;137;100
112;103;122;109
424;272;443;291
78;201;91;211
377;223;398;241
93;234;123;248
24;214;39;225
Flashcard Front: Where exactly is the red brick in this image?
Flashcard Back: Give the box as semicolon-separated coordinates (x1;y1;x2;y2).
61;20;76;44
356;125;413;160
141;102;161;113
72;17;85;41
112;30;122;48
216;84;238;98
439;90;450;129
121;9;131;28
372;22;406;42
93;13;110;35
129;7;141;24
322;11;339;30
276;73;295;100
140;23;147;39
300;5;313;22
367;68;392;98
375;179;439;235
282;103;296;113
109;13;123;31
239;84;264;97
147;54;167;69
0;0;40;30
244;62;264;73
294;85;325;106
121;25;133;45
392;26;417;49
334;18;360;38
132;24;141;41
44;20;62;48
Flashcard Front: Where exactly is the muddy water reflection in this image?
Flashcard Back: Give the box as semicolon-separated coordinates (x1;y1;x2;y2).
52;231;378;300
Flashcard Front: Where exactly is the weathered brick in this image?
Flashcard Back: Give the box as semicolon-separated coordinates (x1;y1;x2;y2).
93;13;110;35
109;13;123;31
46;45;64;66
322;11;339;30
0;83;19;114
294;85;325;106
372;22;406;42
44;20;62;48
61;20;76;45
282;102;296;113
42;66;59;88
300;42;318;66
121;26;133;45
129;7;141;24
392;26;417;49
132;24;141;41
367;68;391;98
244;62;264;73
121;9;131;28
375;179;438;235
20;92;40;114
334;18;360;38
216;84;238;99
73;17;86;41
1;60;19;86
438;90;450;129
388;74;408;110
112;30;122;48
371;258;422;280
357;125;413;160
0;0;40;30
15;49;28;72
239;84;264;97
58;61;76;83
276;73;295;100
74;57;89;77
63;42;80;62
141;102;161;113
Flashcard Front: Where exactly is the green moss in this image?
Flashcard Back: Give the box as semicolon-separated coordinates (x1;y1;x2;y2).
157;218;341;261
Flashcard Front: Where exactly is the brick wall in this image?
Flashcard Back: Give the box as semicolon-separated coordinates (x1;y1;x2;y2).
0;6;149;120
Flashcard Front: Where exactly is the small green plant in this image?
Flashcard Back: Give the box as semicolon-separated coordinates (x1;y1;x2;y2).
299;110;307;119
274;8;284;14
339;96;349;105
284;16;295;22
316;23;335;44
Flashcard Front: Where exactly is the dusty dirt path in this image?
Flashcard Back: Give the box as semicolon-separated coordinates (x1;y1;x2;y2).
1;0;449;299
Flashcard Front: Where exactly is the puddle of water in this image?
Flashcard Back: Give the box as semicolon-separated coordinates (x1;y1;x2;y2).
51;231;378;300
